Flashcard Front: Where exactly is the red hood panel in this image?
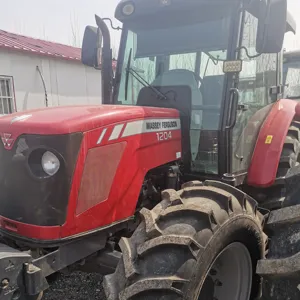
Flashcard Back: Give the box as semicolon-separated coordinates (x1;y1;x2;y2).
0;105;179;135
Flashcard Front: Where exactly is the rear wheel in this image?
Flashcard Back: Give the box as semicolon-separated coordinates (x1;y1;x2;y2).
103;180;265;300
257;205;300;300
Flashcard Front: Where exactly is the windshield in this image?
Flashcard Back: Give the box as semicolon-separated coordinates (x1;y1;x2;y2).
283;60;300;99
116;9;232;106
116;6;231;174
115;6;234;175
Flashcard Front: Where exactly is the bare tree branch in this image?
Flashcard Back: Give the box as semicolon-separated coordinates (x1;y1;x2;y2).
40;25;48;41
70;11;81;47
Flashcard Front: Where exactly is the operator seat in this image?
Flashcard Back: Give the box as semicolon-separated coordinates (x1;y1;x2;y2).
151;69;204;162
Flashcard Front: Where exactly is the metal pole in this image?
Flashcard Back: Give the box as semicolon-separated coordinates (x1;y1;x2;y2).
36;66;48;107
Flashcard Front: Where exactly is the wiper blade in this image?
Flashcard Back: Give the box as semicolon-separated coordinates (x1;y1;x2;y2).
127;67;167;100
125;48;132;101
124;48;167;101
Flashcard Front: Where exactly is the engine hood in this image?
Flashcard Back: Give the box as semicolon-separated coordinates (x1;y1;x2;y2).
0;105;179;135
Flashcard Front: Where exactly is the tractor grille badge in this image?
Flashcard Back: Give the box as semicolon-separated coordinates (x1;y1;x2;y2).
1;133;14;149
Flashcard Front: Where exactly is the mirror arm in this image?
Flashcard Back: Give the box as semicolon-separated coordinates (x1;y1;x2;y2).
236;46;261;59
102;18;122;31
95;14;113;104
95;15;111;51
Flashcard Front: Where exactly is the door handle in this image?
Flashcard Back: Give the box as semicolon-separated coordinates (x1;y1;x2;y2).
226;88;240;130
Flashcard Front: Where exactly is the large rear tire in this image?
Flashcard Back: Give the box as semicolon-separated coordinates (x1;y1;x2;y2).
103;180;265;300
257;205;300;300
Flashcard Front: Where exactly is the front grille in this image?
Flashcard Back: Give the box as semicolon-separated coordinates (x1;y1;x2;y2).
0;133;82;226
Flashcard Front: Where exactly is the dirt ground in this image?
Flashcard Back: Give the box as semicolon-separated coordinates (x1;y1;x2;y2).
43;272;106;300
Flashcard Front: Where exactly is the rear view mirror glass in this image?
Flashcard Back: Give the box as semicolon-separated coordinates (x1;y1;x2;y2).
256;0;287;54
81;26;103;68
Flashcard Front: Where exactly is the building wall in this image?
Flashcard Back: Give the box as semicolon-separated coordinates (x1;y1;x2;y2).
0;49;102;113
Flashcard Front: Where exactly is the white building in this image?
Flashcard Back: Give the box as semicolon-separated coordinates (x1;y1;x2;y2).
0;30;103;115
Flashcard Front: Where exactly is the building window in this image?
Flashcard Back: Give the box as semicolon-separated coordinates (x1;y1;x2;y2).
0;77;15;115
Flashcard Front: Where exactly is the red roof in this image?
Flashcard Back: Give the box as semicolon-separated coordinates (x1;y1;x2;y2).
0;30;81;62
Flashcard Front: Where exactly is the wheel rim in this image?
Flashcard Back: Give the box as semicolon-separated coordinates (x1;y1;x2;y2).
197;242;252;300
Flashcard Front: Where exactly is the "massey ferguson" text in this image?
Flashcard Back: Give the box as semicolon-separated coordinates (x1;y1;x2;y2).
146;121;178;130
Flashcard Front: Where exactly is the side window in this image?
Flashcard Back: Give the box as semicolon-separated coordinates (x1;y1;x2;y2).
231;10;277;173
200;51;226;77
169;53;197;72
284;62;300;98
239;11;277;107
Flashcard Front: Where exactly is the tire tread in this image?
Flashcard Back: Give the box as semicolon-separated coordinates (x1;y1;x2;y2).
104;180;264;300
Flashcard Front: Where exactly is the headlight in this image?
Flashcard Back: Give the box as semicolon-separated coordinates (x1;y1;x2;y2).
41;151;60;176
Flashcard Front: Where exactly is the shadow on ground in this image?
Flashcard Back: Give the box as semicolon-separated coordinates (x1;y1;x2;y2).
43;272;106;300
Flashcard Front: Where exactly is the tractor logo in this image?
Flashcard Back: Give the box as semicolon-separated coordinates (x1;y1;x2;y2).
1;133;14;148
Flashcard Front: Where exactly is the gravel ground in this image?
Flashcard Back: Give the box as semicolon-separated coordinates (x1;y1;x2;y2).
43;272;106;300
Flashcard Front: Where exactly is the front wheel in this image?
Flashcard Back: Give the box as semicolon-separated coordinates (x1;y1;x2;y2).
104;181;266;300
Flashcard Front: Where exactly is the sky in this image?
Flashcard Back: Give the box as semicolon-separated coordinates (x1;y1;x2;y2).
0;0;299;51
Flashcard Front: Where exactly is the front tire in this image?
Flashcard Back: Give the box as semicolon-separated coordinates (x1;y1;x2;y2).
103;181;266;300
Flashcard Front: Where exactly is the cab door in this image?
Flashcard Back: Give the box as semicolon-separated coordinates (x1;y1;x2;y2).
230;9;278;174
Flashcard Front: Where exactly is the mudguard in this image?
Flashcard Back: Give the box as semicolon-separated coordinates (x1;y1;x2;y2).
248;99;300;188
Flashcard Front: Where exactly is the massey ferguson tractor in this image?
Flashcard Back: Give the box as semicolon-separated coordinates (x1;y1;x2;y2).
0;0;298;299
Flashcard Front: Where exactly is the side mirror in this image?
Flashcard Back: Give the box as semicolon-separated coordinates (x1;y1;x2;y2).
82;15;113;104
256;0;287;54
81;26;103;68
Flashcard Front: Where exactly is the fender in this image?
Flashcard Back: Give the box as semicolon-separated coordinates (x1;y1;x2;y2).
247;99;300;187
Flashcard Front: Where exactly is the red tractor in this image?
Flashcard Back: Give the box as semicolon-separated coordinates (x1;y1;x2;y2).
0;0;298;299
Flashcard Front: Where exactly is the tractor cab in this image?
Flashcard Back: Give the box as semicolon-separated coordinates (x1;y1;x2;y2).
82;0;296;183
283;50;300;100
